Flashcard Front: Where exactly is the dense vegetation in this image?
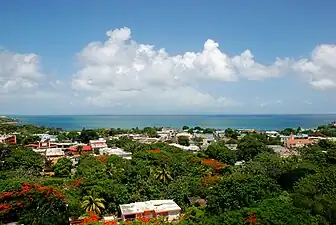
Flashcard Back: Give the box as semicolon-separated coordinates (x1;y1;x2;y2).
1;122;336;224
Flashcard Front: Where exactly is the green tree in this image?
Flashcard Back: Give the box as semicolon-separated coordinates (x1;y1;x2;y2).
154;167;173;184
292;167;336;224
82;194;106;215
205;142;236;165
67;131;80;142
207;173;279;213
182;125;190;130
225;128;238;139
143;127;158;138
178;136;190;146
203;128;214;134
280;128;297;136
51;157;72;177
56;133;68;142
79;129;99;144
237;135;272;161
3;147;44;175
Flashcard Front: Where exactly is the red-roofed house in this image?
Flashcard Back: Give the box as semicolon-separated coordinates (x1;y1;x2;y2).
0;135;17;145
285;134;313;149
26;140;57;150
68;145;92;153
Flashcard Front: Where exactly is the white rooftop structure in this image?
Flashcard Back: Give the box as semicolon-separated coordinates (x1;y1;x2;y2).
46;148;65;157
35;134;57;142
120;200;181;221
267;145;287;154
90;139;107;149
265;131;279;137
100;147;132;159
169;143;200;152
176;132;193;139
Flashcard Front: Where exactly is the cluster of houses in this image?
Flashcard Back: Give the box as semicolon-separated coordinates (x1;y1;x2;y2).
69;199;182;224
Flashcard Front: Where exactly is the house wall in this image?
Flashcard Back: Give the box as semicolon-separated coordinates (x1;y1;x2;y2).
167;210;180;221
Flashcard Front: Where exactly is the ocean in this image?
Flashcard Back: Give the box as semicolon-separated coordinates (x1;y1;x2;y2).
10;114;336;131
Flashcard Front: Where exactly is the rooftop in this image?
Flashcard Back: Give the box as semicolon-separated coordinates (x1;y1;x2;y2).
120;200;181;215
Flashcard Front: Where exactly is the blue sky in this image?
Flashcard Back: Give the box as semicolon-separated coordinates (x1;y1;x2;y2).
0;0;336;114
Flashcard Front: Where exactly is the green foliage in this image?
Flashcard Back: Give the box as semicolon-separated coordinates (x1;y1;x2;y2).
178;136;190;146
292;167;336;223
182;125;189;130
207;173;280;213
2;123;336;224
205;142;236;165
79;129;99;144
2;147;44;174
52;157;73;177
280;127;297;135
237;135;273;161
203;128;214;134
224;128;239;139
82;194;106;215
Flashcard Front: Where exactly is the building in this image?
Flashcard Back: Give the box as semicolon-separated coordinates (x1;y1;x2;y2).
265;131;279;138
99;147;132;159
26;140;57;150
0;135;16;144
176;132;193;140
33;148;65;163
36;134;57;142
89;139;108;149
267;145;287;154
67;145;92;154
194;133;215;145
120;200;181;222
225;144;238;151
46;148;65;163
285;135;313;149
169;143;200;152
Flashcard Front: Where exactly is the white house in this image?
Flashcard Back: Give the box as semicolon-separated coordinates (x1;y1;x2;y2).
89;138;107;149
99;147;132;160
120;200;181;222
169;143;200;152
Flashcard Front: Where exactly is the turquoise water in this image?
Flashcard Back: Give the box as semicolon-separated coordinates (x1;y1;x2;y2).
10;114;336;131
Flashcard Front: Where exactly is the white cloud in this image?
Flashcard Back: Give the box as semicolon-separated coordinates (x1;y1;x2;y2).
0;50;44;94
72;27;293;110
292;44;336;89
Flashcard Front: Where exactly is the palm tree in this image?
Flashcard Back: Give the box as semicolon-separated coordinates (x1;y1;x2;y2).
154;167;173;184
82;194;105;215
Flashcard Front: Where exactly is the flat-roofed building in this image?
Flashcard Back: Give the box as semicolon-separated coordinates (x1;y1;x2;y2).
90;139;108;149
99;147;132;159
120;200;181;222
0;135;16;144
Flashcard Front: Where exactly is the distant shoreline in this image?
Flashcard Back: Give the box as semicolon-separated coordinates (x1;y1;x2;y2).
7;114;336;131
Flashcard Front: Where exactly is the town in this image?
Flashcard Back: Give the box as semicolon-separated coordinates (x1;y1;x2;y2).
1;117;336;224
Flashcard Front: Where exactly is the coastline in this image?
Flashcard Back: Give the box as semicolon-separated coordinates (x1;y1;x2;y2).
7;114;336;131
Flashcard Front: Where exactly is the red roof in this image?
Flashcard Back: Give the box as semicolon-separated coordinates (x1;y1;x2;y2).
26;143;39;147
68;145;92;152
286;139;313;145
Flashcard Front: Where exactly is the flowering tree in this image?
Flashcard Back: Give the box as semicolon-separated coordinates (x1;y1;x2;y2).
0;182;68;225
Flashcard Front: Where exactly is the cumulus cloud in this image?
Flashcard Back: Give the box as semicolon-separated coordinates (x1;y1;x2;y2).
0;50;44;94
292;44;336;89
72;27;292;110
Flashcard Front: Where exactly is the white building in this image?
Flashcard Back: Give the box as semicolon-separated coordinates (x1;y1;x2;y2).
120;200;181;222
265;131;279;138
169;143;200;152
99;147;132;160
90;138;108;149
176;132;193;139
35;134;57;142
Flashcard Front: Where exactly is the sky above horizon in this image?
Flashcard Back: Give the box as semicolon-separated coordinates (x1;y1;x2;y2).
1;0;336;115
